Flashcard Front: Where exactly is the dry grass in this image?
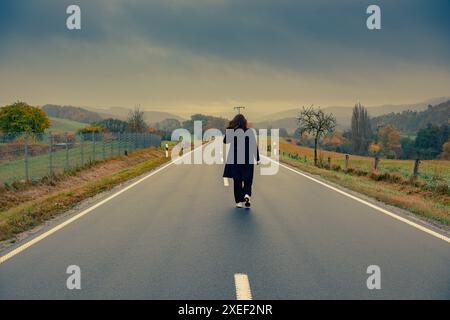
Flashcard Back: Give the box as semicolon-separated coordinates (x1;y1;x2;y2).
279;140;450;226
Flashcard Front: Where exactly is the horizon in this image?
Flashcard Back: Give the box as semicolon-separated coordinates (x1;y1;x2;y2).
30;95;450;123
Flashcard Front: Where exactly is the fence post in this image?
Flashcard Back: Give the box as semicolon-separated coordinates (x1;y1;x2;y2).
118;132;121;156
48;132;53;178
92;131;96;162
64;133;69;171
102;133;106;160
345;154;349;170
374;156;379;171
110;134;113;158
413;158;420;177
24;134;29;181
80;133;84;166
123;132;126;155
123;133;127;155
327;157;331;169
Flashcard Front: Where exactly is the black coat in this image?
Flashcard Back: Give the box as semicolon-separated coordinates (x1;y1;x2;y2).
223;128;260;181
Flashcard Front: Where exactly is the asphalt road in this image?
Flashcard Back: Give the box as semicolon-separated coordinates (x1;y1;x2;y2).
0;156;449;299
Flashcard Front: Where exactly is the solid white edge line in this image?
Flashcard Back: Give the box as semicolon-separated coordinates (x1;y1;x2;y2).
0;146;200;265
263;156;450;244
234;273;253;300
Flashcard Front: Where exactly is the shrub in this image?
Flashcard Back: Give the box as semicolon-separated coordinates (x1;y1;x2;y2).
52;133;76;147
344;168;355;174
331;164;341;171
408;175;424;188
434;182;449;195
77;125;104;135
388;173;405;184
353;168;368;176
369;171;385;181
369;171;406;184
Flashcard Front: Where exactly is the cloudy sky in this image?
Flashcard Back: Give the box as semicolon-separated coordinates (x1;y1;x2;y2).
0;0;449;117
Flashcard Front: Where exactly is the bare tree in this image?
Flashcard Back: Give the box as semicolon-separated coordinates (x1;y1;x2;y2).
127;106;148;133
297;106;336;165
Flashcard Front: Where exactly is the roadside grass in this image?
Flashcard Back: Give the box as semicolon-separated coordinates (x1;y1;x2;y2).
0;147;169;241
279;140;450;226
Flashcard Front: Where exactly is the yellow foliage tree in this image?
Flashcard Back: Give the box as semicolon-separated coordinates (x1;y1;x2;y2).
378;125;402;158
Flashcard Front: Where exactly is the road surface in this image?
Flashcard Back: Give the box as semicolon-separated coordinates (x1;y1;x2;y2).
1;155;449;299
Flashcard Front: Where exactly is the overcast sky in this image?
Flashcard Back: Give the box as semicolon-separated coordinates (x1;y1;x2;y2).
0;0;449;116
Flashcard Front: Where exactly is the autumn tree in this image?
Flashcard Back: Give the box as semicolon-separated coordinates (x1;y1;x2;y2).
0;101;50;136
297;106;336;165
439;139;450;160
322;131;348;152
351;103;372;155
377;125;402;159
368;142;381;156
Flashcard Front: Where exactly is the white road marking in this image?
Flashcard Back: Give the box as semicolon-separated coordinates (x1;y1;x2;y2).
234;273;253;300
263;156;450;244
223;177;229;187
0;146;201;265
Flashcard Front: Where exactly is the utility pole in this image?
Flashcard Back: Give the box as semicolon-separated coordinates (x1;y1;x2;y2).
234;106;245;114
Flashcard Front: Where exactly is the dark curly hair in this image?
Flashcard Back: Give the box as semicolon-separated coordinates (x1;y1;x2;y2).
227;114;248;130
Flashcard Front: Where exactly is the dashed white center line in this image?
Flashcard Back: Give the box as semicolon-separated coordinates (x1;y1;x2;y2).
234;273;253;300
223;177;229;187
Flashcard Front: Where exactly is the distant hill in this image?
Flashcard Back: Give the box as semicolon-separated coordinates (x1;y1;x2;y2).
371;100;450;134
48;117;86;133
254;97;450;132
253;118;298;134
42;105;102;123
82;106;185;124
42;104;185;127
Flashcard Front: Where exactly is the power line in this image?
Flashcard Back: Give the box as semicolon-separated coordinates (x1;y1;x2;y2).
234;106;245;114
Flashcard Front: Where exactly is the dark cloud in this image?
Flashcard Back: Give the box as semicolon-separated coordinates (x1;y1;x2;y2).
0;0;449;109
1;0;449;68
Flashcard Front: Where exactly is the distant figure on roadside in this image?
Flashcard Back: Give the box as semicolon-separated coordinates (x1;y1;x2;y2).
223;114;260;209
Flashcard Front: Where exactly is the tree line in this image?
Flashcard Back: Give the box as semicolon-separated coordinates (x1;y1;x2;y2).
295;102;450;161
0;102;228;144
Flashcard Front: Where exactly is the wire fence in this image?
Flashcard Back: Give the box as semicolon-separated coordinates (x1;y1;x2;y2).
0;132;161;185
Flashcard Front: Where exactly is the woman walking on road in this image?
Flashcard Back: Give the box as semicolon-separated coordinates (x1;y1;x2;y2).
223;114;260;209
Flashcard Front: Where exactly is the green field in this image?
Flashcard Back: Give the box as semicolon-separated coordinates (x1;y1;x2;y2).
48;117;86;133
0;139;154;184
